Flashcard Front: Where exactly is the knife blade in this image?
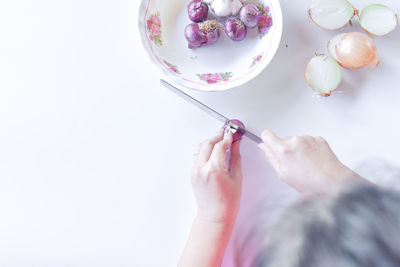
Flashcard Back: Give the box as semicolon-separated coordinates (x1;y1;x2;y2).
161;79;262;144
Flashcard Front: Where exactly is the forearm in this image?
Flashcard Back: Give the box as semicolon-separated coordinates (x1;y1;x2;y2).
314;165;374;195
178;216;235;267
336;166;375;187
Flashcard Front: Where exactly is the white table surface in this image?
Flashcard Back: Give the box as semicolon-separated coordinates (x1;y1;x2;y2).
1;0;400;266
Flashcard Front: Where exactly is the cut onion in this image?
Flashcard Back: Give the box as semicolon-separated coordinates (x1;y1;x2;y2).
360;4;398;36
305;55;342;97
328;32;379;70
309;0;357;30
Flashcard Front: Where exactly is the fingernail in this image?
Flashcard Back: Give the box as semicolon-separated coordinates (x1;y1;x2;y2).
216;126;223;135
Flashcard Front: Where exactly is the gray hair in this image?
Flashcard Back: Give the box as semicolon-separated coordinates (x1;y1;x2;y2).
252;183;400;267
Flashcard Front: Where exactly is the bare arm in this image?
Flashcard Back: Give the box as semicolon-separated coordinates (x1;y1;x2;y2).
179;128;243;267
178;217;235;267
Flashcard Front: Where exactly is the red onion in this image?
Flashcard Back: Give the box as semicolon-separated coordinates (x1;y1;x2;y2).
185;23;207;49
203;28;220;46
185;20;222;49
188;0;209;23
225;18;247;41
224;119;245;143
239;3;261;28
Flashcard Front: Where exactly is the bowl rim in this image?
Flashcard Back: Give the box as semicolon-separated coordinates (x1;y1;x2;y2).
138;0;283;92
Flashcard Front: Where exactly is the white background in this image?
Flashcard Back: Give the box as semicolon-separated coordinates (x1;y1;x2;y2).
1;0;400;266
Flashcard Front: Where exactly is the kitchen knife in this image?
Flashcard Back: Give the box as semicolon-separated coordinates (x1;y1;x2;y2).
161;79;262;144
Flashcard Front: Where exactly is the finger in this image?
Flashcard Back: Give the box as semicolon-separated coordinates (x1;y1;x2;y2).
261;129;283;154
302;135;314;143
315;136;328;145
301;135;318;146
209;129;233;167
198;127;224;162
193;143;201;160
258;143;280;171
229;140;242;179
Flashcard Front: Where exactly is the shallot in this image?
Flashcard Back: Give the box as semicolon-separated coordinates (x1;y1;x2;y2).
188;0;209;23
239;3;261;28
360;4;398;37
224;119;245;143
185;23;207;48
328;32;379;70
200;20;221;46
305;55;343;97
185;20;222;49
225;18;247;41
309;0;357;30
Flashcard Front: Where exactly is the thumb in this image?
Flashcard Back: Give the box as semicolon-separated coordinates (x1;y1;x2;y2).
210;129;233;167
261;129;282;154
229;140;242;179
259;129;281;173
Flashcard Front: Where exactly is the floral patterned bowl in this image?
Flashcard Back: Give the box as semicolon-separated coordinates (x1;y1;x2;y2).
138;0;282;91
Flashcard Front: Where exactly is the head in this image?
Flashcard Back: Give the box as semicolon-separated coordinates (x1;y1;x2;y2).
253;183;400;267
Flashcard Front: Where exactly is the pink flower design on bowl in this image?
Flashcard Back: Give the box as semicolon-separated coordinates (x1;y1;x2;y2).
197;72;233;84
257;4;273;36
250;53;264;68
163;60;181;75
146;12;162;46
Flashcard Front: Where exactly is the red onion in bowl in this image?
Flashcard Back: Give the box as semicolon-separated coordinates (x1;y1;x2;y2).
185;23;207;48
225;18;247;41
185;20;222;49
188;0;209;23
239;3;261;28
203;28;220;46
199;20;222;46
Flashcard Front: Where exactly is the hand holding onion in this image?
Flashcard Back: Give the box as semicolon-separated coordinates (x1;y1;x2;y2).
191;127;242;224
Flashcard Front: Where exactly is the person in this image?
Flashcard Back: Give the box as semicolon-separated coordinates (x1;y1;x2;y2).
178;127;400;267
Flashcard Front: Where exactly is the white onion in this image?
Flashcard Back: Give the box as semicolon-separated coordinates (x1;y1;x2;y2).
328;32;379;70
305;55;343;97
360;4;398;37
309;0;357;30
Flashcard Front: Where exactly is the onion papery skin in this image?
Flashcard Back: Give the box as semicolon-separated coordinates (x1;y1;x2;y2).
329;32;379;70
